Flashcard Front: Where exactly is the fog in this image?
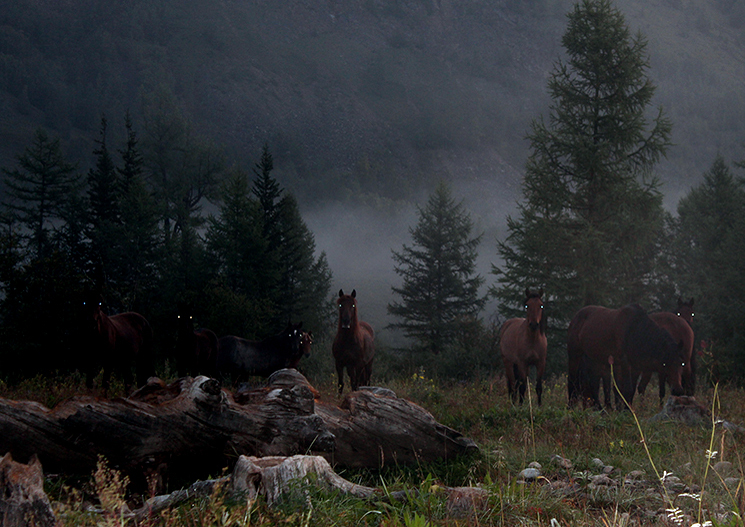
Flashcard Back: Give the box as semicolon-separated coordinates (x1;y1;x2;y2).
303;152;522;344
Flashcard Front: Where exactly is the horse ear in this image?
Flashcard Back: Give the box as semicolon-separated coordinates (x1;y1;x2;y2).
352;289;357;298
525;287;530;298
538;288;544;298
690;298;694;306
339;289;344;297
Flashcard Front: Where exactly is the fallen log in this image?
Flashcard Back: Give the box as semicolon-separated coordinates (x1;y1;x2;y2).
0;370;477;485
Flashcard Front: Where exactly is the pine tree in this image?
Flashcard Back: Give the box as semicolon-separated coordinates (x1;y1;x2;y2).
388;181;485;355
2;128;79;259
492;0;672;325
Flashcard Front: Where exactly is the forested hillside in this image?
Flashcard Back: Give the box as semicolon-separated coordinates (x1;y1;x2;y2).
1;0;743;205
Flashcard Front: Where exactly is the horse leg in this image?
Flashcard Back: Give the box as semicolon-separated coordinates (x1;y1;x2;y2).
336;361;345;395
536;363;545;406
504;360;516;403
657;371;666;404
515;364;527;405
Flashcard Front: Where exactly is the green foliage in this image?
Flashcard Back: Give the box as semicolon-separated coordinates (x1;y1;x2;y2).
388;181;486;356
492;0;672;331
1;128;81;260
672;155;745;384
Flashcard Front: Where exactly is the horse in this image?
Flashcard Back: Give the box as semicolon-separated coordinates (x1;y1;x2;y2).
567;303;686;410
299;330;314;363
175;303;219;378
499;288;547;405
215;322;305;382
332;289;375;395
82;293;155;396
677;297;696;394
637;306;695;402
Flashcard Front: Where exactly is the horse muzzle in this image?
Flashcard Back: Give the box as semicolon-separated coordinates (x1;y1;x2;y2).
529;322;539;331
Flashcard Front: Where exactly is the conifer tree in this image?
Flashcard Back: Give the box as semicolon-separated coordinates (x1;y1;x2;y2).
116;113;159;310
86;115;121;290
2;128;79;259
492;0;672;325
673;155;745;381
388;181;485;355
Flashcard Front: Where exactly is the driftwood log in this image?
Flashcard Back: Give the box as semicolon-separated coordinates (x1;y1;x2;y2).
0;370;476;485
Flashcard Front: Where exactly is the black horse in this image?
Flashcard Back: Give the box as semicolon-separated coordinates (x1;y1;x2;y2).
215;322;305;381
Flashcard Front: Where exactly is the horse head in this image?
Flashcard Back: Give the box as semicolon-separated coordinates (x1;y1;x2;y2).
524;288;545;333
337;289;358;330
300;331;313;358
677;297;695;326
177;302;195;335
82;291;105;331
284;321;303;356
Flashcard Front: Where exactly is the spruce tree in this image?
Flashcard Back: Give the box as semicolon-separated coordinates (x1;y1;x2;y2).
116;113;159;310
492;0;672;325
388;181;485;355
2;128;79;259
86;115;121;291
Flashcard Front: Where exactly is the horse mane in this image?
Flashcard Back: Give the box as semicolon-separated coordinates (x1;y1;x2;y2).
623;304;676;361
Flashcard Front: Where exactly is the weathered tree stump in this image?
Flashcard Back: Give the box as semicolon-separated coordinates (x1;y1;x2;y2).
0;453;57;527
0;370;477;485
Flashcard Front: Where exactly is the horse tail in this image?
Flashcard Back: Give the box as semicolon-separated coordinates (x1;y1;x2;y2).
138;317;156;386
567;307;593;404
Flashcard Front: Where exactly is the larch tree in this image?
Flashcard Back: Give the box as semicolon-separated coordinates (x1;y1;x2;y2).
492;0;672;325
388;181;485;355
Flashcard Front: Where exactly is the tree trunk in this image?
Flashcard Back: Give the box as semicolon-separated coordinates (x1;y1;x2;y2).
0;370;476;486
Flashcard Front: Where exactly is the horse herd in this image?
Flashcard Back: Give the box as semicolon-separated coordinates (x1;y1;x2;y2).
82;284;694;410
500;288;696;410
81;289;372;397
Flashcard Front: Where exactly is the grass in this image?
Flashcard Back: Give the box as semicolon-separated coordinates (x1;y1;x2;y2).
1;371;744;526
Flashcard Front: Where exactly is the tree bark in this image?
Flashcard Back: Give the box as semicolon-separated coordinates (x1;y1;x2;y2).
0;370;477;485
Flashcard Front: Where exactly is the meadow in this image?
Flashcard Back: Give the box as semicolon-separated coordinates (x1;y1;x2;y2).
1;371;744;527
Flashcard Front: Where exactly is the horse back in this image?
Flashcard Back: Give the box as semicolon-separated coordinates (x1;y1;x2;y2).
108;312;152;350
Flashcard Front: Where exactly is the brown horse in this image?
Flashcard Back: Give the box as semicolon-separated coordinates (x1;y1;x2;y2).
499;288;547;405
83;294;154;395
175;303;219;378
567;304;686;410
332;289;375;395
637;306;695;401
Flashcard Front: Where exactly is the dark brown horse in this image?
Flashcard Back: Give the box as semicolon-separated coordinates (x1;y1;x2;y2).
567;304;686;410
637;305;695;401
215;322;305;381
82;294;154;395
332;289;375;395
499;288;547;405
175;304;218;378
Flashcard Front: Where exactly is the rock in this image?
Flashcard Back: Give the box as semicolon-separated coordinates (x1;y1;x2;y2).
528;461;542;470
724;477;740;490
663;475;686;493
602;465;614;475
591;458;604;468
589;474;615;487
649;396;710;426
518;468;541;482
713;461;734;477
551;455;573;470
624;470;648;487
